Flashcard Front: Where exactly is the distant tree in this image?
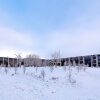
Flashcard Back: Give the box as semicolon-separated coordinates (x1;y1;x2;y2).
51;51;61;67
41;60;47;67
68;58;71;66
64;61;68;66
15;53;22;67
25;54;41;67
14;53;22;74
7;57;10;67
73;61;76;67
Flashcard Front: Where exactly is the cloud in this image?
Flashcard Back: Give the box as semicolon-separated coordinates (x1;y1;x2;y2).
0;27;34;57
0;0;100;58
45;30;100;57
32;19;100;58
39;2;100;58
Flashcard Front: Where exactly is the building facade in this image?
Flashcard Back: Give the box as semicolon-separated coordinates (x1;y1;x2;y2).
0;54;100;67
60;54;100;67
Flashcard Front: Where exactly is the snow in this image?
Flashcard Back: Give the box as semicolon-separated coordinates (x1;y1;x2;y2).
0;66;100;100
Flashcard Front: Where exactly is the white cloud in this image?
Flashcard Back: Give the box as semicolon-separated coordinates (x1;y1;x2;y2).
0;27;34;57
45;29;100;58
40;6;100;58
0;1;100;58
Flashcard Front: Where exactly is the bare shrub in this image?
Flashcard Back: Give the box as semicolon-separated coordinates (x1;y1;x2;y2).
64;61;68;66
51;77;59;81
63;61;67;71
68;65;72;83
5;67;8;74
76;64;82;73
23;66;26;74
83;64;88;72
63;62;67;71
76;66;80;73
35;67;38;73
71;79;76;85
50;66;54;73
14;66;17;74
41;69;45;81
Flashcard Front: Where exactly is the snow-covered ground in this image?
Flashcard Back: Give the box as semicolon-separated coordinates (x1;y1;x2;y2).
0;66;100;100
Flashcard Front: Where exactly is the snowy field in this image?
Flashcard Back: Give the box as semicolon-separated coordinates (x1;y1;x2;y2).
0;66;100;100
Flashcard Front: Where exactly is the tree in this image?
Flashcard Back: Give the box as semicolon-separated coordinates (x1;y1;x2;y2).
51;51;61;67
25;54;41;67
14;53;22;67
64;61;68;66
14;53;22;74
41;60;47;67
73;60;76;67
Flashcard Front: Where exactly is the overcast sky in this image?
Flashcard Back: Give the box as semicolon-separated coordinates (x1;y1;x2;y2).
0;0;100;58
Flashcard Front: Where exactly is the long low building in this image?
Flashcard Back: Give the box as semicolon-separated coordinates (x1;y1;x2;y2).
0;54;100;67
48;54;100;67
60;54;100;67
0;57;20;67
